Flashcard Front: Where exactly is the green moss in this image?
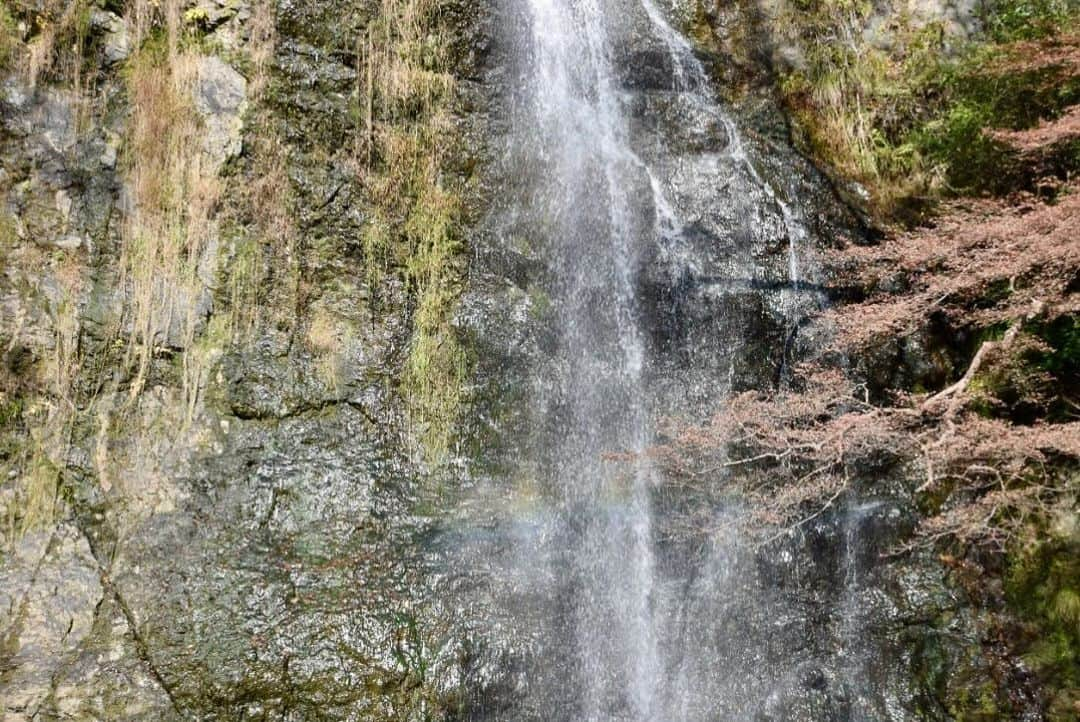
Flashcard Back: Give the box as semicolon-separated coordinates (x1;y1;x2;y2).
0;4;18;70
528;285;552;320
949;682;1001;719
1006;530;1080;718
962;322;1011;412
913;615;1014;721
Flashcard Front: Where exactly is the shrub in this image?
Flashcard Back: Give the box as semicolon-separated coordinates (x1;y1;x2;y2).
772;0;1080;219
985;0;1079;41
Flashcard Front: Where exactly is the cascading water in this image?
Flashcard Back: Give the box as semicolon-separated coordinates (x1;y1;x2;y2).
514;0;662;715
456;0;846;718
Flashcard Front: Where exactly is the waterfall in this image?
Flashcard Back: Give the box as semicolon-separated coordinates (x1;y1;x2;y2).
463;0;827;718
521;0;661;715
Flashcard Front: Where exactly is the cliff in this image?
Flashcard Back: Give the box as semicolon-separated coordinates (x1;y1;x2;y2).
0;0;1076;720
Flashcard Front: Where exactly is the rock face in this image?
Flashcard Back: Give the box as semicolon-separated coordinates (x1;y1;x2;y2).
193;55;247;169
0;0;1049;720
0;526;102;717
89;10;132;66
1;0;481;716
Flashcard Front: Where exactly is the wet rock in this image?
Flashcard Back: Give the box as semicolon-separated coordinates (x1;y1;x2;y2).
52;233;83;249
99;405;446;719
617;49;676;91
49;595;181;721
189;0;248;30
216;337;333;419
855;321;961;400
627;91;731;154
0;0;473;717
273;37;358;147
755;665;852;722
0;525;102;719
31;93;77;158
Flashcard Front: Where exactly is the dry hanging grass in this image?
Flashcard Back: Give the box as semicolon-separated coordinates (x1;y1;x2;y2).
120;31;221;411
354;0;466;461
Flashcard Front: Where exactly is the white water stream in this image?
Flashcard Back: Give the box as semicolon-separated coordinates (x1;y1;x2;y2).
490;0;817;717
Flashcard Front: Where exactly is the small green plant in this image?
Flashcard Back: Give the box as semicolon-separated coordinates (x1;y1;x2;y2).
1033;316;1080;378
911;101;1009;192
402;183;466;461
0;393;24;470
1028;316;1080;421
218;223;264;340
183;7;211;27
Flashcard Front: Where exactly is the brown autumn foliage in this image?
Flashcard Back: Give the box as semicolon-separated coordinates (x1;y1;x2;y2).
825;182;1079;352
653;170;1080;549
652;364;1079;549
983;32;1080;75
989;105;1080;153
